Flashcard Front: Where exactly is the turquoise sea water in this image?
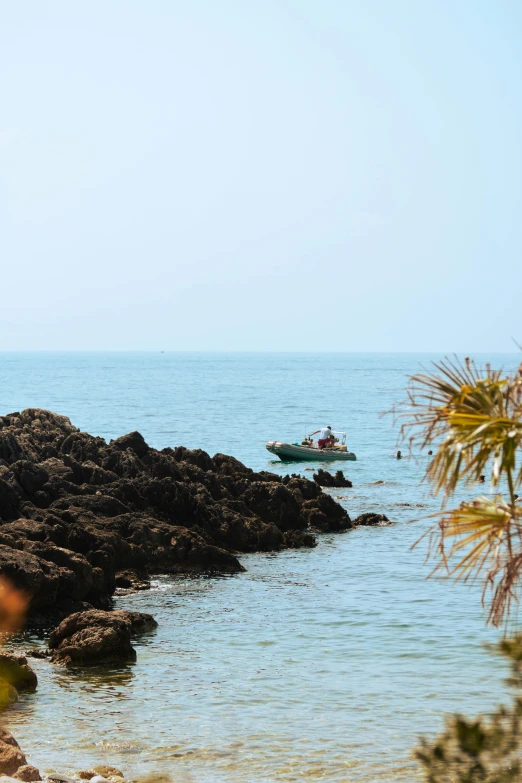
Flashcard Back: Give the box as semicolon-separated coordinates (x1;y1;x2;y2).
1;351;521;782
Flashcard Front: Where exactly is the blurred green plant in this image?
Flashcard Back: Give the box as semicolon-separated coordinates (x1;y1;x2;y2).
415;636;522;783
398;356;522;627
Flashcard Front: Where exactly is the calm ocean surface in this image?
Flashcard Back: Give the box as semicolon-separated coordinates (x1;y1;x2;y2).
1;351;520;782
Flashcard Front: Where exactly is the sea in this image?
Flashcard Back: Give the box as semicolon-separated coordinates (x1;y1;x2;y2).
1;351;520;783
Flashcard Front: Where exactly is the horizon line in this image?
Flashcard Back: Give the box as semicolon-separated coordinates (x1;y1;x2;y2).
0;349;520;355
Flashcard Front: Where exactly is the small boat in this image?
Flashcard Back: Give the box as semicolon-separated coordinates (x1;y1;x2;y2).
266;431;356;462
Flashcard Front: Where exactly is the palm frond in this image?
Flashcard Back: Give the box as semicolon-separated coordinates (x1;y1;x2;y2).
424;497;522;626
395;356;522;626
398;357;522;498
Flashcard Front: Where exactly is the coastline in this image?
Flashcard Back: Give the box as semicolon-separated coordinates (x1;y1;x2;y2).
0;408;384;780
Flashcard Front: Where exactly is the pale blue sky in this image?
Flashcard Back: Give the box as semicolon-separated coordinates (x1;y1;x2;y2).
1;0;521;351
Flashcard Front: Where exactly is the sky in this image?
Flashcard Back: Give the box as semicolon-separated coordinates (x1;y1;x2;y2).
1;0;521;352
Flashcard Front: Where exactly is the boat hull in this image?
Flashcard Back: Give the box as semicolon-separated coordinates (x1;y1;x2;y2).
266;442;357;462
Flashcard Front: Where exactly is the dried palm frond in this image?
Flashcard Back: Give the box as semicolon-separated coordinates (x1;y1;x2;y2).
398;357;522;499
395;356;522;626
424;497;522;626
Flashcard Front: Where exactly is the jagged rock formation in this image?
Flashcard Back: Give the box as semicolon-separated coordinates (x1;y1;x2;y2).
0;410;352;621
312;469;353;488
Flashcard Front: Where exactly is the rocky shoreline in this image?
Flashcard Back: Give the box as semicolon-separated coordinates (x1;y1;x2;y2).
0;408;384;625
0;408;388;780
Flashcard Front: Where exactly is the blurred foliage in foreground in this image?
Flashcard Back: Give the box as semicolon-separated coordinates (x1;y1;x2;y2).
0;578;27;637
416;636;522;783
0;577;27;710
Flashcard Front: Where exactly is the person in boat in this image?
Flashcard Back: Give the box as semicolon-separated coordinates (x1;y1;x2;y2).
310;426;336;450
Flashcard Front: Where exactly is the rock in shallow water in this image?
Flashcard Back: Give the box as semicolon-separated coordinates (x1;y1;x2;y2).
78;767;123;781
48;609;157;667
0;655;37;692
353;512;391;526
0;728;40;780
11;766;41;782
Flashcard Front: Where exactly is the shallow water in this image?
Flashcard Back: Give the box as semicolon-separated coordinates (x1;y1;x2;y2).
0;352;520;781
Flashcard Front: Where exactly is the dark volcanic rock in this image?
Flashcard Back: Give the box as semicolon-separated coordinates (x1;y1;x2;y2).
312;469;352;488
171;446;215;472
0;478;21;521
283;530;317;548
0;545;62;609
282;475;322;501
0;433;25;464
301;494;352;532
168;527;246;573
353;512;392;527
11;460;49;499
115;569;151;591
48;608;157;667
0;409;359;621
241;482;302;531
110;431;150;459
51;493;130;518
